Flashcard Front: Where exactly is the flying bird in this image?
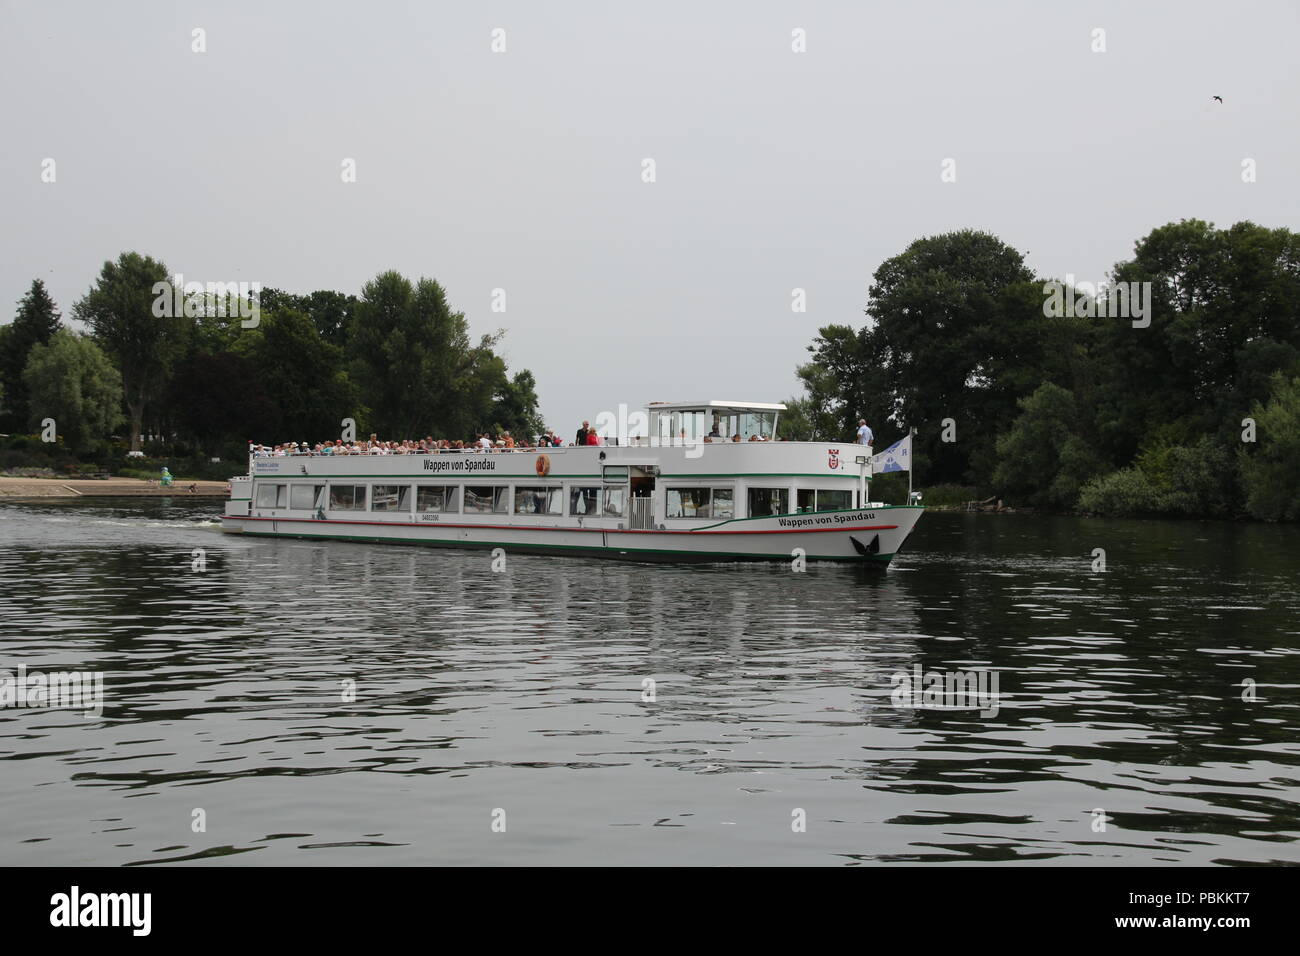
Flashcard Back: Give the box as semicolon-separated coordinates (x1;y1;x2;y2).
1212;95;1223;103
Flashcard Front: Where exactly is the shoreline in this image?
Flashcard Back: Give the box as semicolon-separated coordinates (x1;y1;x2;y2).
0;476;229;498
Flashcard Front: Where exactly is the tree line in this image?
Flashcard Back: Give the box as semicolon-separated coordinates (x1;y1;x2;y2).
0;253;544;465
786;219;1300;521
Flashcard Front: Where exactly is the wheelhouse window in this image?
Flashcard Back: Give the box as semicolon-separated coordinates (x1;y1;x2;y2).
570;486;600;515
371;484;410;512
464;485;508;514
329;484;368;511
798;488;853;512
290;483;324;510
256;483;288;508
665;487;734;519
739;411;776;441
416;485;459;513
816;489;853;511
748;487;789;517
514;486;564;515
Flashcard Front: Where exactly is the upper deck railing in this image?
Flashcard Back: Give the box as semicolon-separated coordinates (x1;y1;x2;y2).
251;438;836;458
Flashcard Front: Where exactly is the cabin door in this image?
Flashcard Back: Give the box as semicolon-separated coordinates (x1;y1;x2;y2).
630;475;655;530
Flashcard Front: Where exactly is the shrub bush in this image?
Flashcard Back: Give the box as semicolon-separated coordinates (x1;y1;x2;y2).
1077;467;1163;516
917;483;981;508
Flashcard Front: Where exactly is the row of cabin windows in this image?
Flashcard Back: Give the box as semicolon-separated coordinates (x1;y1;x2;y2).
255;482;855;517
256;482;626;516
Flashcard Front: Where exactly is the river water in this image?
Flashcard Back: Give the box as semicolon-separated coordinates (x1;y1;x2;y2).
1;498;1296;866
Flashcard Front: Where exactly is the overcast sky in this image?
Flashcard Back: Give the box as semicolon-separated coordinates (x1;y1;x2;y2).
3;0;1297;434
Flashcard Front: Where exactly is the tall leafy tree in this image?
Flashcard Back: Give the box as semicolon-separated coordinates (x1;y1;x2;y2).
491;368;545;440
73;252;182;451
1239;373;1300;521
22;329;123;452
167;351;278;456
234;306;361;442
1098;220;1300;463
776;396;816;441
991;383;1103;509
798;231;1047;483
0;278;62;431
260;288;360;348
349;271;539;439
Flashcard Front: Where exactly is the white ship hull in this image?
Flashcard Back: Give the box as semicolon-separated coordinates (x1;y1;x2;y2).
221;436;923;565
221;506;922;563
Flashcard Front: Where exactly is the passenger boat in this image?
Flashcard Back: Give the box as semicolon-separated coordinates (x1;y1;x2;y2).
220;401;924;564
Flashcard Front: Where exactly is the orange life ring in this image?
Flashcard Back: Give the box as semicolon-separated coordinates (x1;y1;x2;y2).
535;454;551;477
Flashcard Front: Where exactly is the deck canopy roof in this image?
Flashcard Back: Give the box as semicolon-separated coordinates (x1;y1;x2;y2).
646;401;786;441
645;400;787;413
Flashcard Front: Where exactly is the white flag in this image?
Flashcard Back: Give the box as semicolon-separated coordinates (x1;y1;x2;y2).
870;434;912;473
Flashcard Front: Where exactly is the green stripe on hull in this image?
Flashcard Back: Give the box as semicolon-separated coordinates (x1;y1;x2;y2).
228;527;895;564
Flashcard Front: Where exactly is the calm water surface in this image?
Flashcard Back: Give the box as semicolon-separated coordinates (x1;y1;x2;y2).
1;498;1297;866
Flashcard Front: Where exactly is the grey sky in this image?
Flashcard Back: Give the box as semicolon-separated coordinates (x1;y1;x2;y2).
3;0;1297;436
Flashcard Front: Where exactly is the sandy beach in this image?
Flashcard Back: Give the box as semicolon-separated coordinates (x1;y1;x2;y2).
0;475;229;498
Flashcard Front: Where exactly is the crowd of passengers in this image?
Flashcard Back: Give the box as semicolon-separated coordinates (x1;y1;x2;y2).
253;433;556;457
252;421;781;457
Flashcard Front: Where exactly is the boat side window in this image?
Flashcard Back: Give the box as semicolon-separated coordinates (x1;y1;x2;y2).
666;487;710;518
256;483;288;508
290;483;323;510
465;485;508;514
712;488;734;518
329;484;368;511
514;486;563;515
797;489;816;513
416;485;459;513
666;487;733;518
371;484;411;512
747;487;789;517
569;486;600;515
817;489;853;511
602;487;627;517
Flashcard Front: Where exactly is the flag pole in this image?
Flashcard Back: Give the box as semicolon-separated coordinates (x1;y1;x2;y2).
907;427;914;503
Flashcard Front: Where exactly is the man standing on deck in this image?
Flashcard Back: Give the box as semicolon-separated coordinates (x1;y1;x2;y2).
576;421;590;445
856;418;874;446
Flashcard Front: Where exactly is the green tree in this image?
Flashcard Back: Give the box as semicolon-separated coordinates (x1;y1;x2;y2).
1239;373;1300;521
233;306;360;442
73;252;183;451
167;350;279;456
1097;220;1300;464
349;271;539;439
491;369;545;440
22;329;123;451
798;230;1054;484
777;396;816;441
261;288;359;348
991;383;1103;510
796;324;886;442
0;279;62;431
